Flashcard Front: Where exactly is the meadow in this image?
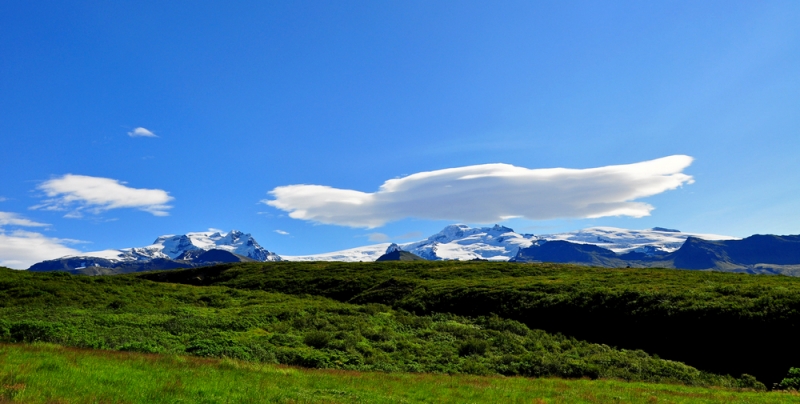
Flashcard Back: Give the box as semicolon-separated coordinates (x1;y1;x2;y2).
2;343;797;404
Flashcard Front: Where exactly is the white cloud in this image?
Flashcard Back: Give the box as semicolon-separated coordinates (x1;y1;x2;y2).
0;211;48;227
0;230;82;269
33;174;174;216
0;197;7;202
264;155;695;228
128;127;157;137
274;229;290;235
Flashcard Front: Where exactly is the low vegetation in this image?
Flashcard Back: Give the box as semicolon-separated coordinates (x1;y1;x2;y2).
139;261;800;385
2;343;795;404
0;267;760;388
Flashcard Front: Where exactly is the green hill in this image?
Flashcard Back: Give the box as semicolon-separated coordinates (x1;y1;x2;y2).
138;261;800;386
0;267;760;388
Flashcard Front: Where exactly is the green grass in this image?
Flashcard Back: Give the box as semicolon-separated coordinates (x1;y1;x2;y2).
1;343;795;404
138;261;800;385
0;267;762;388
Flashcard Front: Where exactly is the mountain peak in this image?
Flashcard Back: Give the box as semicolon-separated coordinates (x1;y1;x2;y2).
490;224;515;234
69;230;281;264
429;224;472;242
386;243;402;254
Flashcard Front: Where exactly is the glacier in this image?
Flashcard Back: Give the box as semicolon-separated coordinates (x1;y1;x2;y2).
52;225;738;265
282;224;737;262
73;230;281;263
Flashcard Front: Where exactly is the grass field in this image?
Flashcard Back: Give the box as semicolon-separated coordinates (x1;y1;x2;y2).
1;343;796;404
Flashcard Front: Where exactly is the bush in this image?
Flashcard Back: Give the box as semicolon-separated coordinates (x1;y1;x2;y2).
459;338;488;356
186;339;256;361
9;321;60;343
779;368;800;390
304;331;332;349
735;373;765;391
119;341;164;354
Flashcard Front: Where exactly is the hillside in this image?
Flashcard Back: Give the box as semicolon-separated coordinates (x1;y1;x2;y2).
0;267;755;387
375;251;426;261
139;261;800;386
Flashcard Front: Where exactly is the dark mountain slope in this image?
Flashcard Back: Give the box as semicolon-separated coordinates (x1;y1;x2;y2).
513;234;800;274
376;251;426;261
512;240;627;267
28;249;254;275
176;249;256;264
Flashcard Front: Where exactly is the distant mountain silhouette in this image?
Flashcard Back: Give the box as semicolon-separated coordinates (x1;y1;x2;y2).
375;251;426;261
513;234;800;275
29;249;255;275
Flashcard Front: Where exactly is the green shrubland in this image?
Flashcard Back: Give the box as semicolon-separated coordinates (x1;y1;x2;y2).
0;267;761;388
139;261;800;386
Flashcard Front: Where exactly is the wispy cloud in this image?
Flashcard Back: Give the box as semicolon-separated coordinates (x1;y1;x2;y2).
33;174;174;217
0;212;48;227
0;230;83;269
264;155;695;228
397;231;423;240
0;197;7;202
128;127;157;138
366;232;389;242
274;229;290;235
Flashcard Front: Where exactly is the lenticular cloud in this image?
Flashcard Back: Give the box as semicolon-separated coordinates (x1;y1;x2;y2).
264;155;695;228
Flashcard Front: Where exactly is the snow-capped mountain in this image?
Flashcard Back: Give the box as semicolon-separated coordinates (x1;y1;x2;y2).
52;225;737;266
282;224;737;262
283;224;536;262
535;227;738;256
402;224;536;261
282;243;391;262
385;243;402;254
77;230;281;263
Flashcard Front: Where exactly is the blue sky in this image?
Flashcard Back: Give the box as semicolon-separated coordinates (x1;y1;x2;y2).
1;1;799;268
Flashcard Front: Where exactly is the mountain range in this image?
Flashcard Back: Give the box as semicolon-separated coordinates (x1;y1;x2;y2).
282;224;735;262
24;225;800;276
512;234;800;276
28;230;278;275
